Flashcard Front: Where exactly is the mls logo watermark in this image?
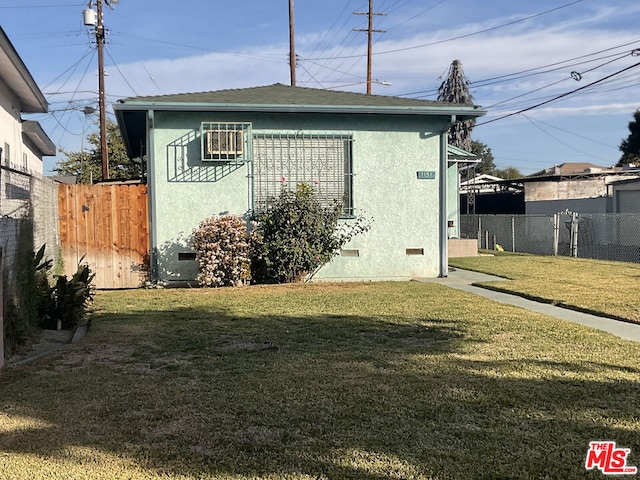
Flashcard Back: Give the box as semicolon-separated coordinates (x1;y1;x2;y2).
585;441;637;475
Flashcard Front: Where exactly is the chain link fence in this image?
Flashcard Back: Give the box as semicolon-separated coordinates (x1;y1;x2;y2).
1;165;61;285
461;213;640;263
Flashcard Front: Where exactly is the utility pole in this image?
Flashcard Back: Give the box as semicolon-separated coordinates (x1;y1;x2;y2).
84;0;120;181
96;0;108;180
289;0;296;86
353;0;385;94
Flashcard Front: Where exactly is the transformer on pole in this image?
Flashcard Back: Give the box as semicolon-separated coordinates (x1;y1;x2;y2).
83;0;120;181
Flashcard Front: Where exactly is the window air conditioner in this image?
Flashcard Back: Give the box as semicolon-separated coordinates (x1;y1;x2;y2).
205;130;243;159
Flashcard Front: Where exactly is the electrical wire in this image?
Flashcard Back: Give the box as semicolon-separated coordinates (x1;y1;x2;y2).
522;114;611;162
477;60;640;126
521;115;618;149
42;47;94;92
306;0;585;60
104;46;139;96
485;51;633;109
400;39;640;98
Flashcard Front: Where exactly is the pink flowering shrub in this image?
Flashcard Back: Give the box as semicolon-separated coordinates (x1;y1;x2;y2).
191;214;251;287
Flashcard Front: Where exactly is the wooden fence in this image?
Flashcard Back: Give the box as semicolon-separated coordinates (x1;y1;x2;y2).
58;183;149;289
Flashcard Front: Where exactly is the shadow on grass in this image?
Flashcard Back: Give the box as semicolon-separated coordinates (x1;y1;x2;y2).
1;304;639;479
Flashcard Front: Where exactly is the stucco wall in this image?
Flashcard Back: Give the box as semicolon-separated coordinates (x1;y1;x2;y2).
149;111;450;282
524;179;608;215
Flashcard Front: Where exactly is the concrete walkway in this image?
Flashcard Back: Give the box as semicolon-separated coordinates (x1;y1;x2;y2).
419;269;640;343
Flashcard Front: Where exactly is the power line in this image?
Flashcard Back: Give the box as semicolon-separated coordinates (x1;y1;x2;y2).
485;51;633;109
477;60;640;126
522;114;611;162
307;0;584;61
104;46;139;96
0;3;83;8
521;115;617;150
399;39;640;98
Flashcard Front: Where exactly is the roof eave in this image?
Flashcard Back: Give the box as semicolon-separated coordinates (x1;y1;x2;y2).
0;27;48;113
113;101;486;119
22;120;56;156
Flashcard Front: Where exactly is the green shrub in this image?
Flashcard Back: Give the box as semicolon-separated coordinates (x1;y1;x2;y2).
252;182;371;283
45;261;95;330
191;214;252;287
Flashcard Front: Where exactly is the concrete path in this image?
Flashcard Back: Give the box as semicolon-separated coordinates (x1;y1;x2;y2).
419;269;640;343
6;323;88;366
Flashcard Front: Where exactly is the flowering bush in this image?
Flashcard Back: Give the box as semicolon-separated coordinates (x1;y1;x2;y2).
191;214;251;287
252;182;371;283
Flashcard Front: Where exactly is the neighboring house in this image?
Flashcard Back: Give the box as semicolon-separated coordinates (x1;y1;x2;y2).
523;163;640;214
114;84;485;283
0;26;55;174
0;26;57;367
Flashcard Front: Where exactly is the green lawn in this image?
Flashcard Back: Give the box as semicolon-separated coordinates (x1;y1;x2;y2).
1;281;639;479
449;253;640;323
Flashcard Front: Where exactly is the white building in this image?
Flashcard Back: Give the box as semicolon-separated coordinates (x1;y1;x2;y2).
0;26;55;173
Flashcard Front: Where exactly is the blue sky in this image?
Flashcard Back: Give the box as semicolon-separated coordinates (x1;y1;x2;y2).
2;0;640;175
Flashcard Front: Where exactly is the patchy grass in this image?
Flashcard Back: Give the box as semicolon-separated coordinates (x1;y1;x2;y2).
450;253;640;323
1;282;639;479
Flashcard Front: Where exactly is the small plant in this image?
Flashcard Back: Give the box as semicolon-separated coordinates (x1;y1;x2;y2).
191;214;252;287
45;261;95;330
252;182;371;283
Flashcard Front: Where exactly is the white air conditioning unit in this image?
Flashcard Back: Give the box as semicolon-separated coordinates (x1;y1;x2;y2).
204;130;243;159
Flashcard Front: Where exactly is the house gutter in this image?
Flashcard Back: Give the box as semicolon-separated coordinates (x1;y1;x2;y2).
439;115;456;278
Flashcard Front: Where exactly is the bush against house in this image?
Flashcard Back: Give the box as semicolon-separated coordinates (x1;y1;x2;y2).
252;182;371;283
191;214;252;287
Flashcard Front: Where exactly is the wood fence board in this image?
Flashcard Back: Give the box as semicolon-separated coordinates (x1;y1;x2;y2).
58;183;149;289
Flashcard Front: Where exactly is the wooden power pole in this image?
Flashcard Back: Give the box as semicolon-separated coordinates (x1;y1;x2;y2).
289;0;296;86
96;0;109;180
353;0;385;94
289;0;297;87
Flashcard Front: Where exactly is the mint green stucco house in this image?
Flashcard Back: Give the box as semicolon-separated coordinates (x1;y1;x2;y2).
114;84;485;284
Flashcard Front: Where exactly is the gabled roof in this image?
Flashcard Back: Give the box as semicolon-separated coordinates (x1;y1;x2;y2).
115;84;486;158
0;26;48;113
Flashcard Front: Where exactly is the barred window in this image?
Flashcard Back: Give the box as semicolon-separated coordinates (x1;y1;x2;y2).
200;122;251;162
253;132;354;216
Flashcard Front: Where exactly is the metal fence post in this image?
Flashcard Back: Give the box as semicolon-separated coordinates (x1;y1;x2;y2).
553;213;559;256
571;212;579;258
511;216;516;252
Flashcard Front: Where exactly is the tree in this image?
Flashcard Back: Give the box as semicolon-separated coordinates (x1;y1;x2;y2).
618;109;640;166
495;166;523;179
437;59;475;151
469;140;496;175
54;119;141;184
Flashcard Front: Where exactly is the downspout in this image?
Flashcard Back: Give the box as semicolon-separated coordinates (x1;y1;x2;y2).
439;115;456;277
146;109;158;282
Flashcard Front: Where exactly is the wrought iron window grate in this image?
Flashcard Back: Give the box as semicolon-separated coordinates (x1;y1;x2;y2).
201;122;251;162
252;132;354;216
